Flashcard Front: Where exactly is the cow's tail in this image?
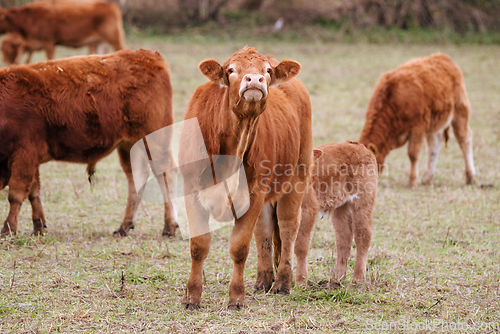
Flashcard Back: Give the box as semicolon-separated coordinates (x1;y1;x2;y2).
87;163;96;185
272;219;281;270
444;126;450;148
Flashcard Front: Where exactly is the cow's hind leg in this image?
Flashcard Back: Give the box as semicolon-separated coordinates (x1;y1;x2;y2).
452;103;475;184
254;203;275;293
271;190;303;295
29;169;47;235
331;203;353;282
422;132;442;185
407;128;426;187
161;149;178;237
114;145;142;237
1;157;37;236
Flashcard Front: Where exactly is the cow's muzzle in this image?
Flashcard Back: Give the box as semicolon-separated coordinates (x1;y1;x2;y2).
239;74;268;101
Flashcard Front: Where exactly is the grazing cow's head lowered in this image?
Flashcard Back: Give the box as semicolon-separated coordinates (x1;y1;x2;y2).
198;46;301;118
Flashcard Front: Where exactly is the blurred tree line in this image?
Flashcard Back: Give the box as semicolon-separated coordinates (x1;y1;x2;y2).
1;0;499;33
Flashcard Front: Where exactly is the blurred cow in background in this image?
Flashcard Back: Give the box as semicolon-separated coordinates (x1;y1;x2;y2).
0;0;125;63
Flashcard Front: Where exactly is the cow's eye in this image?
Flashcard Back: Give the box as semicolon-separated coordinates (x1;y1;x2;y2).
228;68;234;74
267;68;271;74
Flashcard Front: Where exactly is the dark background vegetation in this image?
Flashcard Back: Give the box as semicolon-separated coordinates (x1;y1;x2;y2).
1;0;500;42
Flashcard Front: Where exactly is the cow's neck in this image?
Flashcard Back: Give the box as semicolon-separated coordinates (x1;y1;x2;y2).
222;97;265;162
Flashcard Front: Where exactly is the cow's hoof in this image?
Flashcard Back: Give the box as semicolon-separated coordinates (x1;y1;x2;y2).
0;227;15;237
253;281;272;294
466;173;475;185
162;230;175;238
113;229;127;238
181;302;200;310
33;229;45;236
228;301;247;310
271;282;290;295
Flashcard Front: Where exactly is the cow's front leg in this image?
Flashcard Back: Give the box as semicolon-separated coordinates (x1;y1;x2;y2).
253;203;275;293
272;187;305;295
182;193;210;310
1;158;37;236
28;169;47;235
228;195;265;310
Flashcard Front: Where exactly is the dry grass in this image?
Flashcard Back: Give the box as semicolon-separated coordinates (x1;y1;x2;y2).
0;36;499;333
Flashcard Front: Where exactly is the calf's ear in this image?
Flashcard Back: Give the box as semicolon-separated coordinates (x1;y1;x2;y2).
199;59;227;86
272;60;301;86
313;149;324;160
367;143;378;156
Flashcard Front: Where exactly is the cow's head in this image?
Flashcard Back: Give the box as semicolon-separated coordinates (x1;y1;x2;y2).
1;35;21;65
198;46;301;118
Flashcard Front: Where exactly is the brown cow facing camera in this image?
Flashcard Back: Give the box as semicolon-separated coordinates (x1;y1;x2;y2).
0;0;125;62
179;47;313;310
359;53;475;187
294;142;378;285
0;49;178;238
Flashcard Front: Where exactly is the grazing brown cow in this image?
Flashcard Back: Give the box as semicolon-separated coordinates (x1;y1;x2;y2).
0;0;125;61
0;49;178;238
293;142;378;285
179;47;313;309
1;32;106;65
359;53;475;187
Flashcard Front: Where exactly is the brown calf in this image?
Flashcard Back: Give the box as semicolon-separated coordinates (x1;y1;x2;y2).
0;0;125;61
359;53;475;187
294;142;378;284
179;47;313;309
0;49;177;238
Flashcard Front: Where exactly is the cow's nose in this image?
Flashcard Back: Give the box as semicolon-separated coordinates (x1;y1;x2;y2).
244;74;265;84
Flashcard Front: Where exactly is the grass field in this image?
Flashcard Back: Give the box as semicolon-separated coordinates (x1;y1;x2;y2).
1;35;499;333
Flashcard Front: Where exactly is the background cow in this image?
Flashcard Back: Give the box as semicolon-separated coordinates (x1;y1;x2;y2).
0;49;177;238
179;47;313;310
359;53;475;187
1;32;106;65
293;142;378;285
0;0;125;61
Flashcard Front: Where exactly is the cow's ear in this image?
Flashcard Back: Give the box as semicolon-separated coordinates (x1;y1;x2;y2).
271;60;301;86
313;148;324;160
199;59;227;86
367;143;378;156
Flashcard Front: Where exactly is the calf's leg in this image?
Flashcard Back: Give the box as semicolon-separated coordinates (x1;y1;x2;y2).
351;202;373;283
294;203;317;286
331;203;352;282
29;169;47;235
253;203;275;293
422;132;442;185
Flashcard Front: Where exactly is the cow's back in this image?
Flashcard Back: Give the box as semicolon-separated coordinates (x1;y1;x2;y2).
0;49;172;164
312;141;377;211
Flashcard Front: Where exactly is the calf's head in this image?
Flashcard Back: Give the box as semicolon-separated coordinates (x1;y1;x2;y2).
198;46;301;118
